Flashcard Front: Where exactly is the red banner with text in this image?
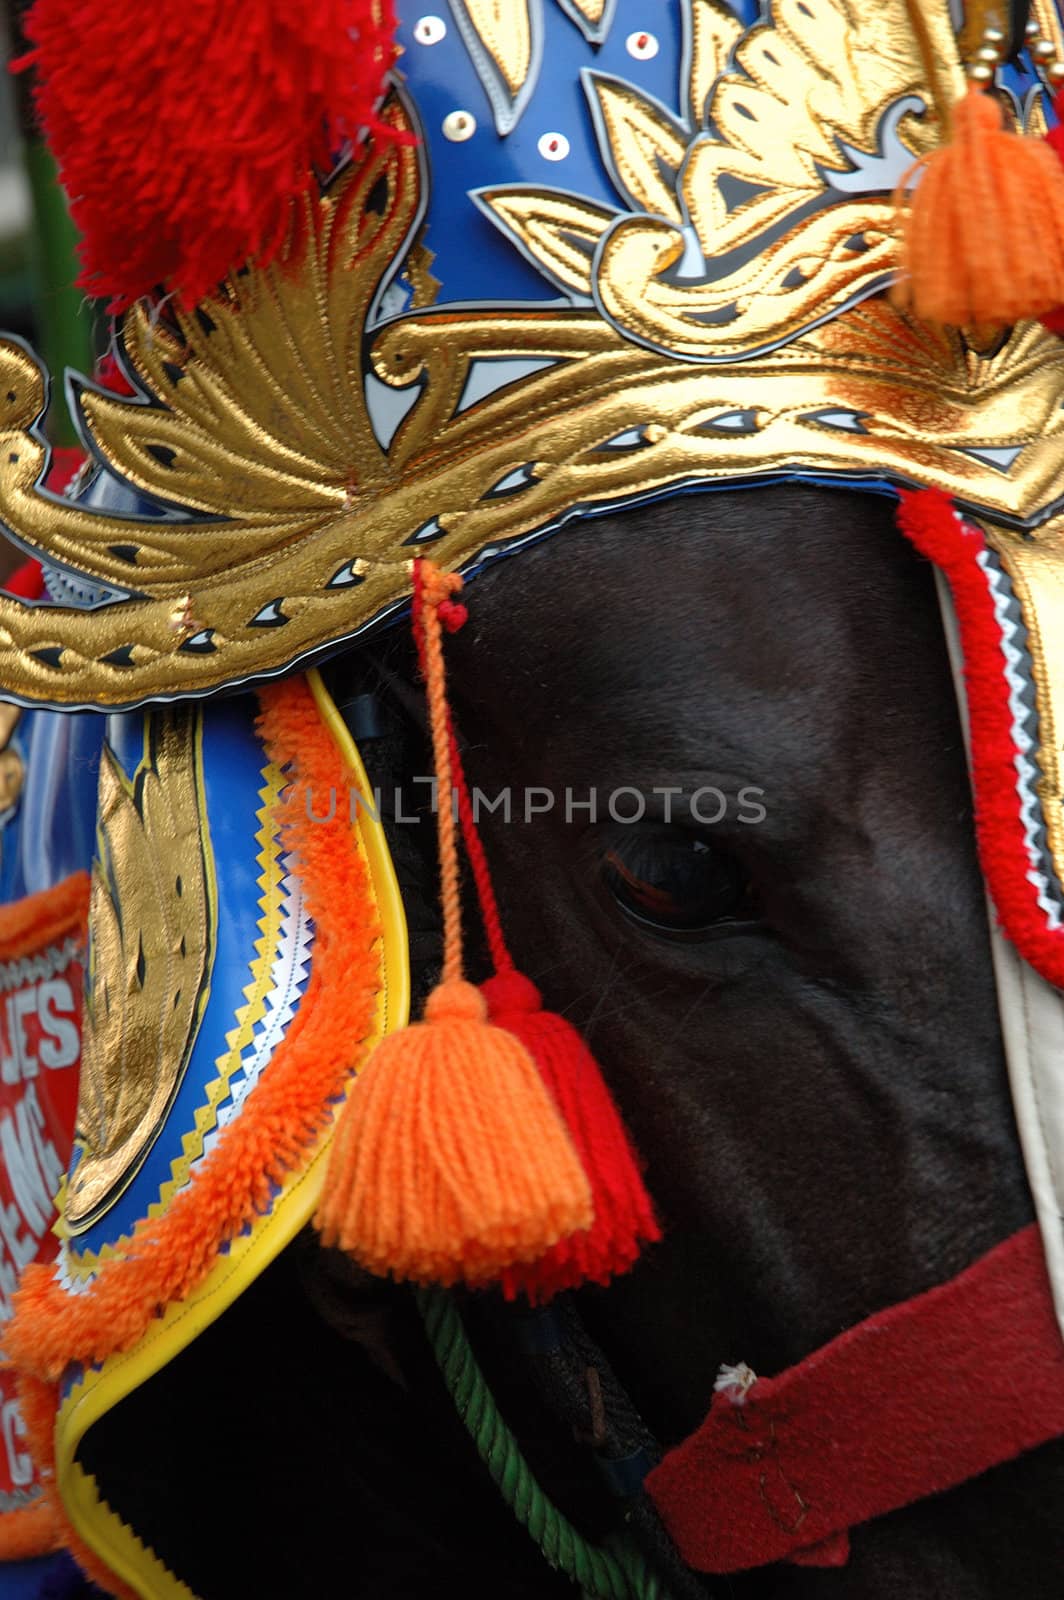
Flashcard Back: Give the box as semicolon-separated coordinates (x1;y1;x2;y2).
0;874;88;1556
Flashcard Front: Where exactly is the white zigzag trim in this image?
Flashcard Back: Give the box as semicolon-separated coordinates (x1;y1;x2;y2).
0;936;80;993
198;852;314;1163
54;1243;93;1295
976;545;1063;932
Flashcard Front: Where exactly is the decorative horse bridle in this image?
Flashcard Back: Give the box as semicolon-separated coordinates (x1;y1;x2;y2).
1;0;1064;1591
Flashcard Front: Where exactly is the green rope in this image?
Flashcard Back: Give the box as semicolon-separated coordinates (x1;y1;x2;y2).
416;1287;673;1600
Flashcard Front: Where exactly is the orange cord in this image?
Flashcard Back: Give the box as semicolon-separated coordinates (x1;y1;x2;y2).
412;558;513;974
420;562;466;987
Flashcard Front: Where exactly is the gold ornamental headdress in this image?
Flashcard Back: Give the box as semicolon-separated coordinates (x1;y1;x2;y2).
0;0;1063;998
0;0;1056;706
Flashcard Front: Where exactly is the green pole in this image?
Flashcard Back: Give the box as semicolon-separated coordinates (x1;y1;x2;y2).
7;0;96;446
21;138;93;444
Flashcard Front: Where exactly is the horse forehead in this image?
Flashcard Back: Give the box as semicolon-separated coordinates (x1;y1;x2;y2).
460;490;942;722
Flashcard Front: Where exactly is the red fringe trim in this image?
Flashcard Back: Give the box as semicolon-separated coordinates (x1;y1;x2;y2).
896;488;1064;989
0;876;87;1564
5;677;382;1583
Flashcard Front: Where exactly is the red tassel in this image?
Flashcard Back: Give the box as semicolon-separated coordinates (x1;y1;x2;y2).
483;970;660;1304
13;0;401;309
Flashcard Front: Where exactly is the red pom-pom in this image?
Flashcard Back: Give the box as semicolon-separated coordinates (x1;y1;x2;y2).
438;599;469;634
14;0;400;310
483;971;660;1303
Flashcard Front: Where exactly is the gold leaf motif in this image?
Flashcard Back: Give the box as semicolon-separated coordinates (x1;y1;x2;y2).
587;75;688;222
595;203;898;360
0;278;1062;710
564;0;608;30
0;24;1060;712
452;0;535;110
475;188;615;296
406;234;442;310
0;703;20;752
67;707;214;1231
686;0;743;126
489;0;965;359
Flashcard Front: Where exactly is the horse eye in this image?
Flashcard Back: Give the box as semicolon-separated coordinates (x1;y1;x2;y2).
601;827;759;937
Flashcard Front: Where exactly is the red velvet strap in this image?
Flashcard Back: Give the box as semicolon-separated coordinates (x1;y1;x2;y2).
646;1225;1064;1571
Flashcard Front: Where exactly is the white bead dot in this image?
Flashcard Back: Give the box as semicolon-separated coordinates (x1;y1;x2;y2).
442;109;477;142
413;14;447;44
537;131;570;161
626;30;659;59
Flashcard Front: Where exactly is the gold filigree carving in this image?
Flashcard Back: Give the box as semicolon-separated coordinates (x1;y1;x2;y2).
0;18;1057;712
66;707;214;1231
0;279;1062;710
460;0;533;96
484;0;964;359
686;0;743;127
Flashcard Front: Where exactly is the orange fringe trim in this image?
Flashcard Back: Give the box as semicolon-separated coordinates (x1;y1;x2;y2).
5;677;383;1584
0;1496;60;1562
0;871;89;963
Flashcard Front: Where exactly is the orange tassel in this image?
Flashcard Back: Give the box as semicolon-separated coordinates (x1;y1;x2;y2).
317;978;592;1284
485;971;660;1303
315;564;591;1285
895;84;1064;327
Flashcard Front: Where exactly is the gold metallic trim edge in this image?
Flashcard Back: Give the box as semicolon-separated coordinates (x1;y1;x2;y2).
1;299;1063;710
54;671;411;1598
60;759;288;1277
65;708;217;1232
